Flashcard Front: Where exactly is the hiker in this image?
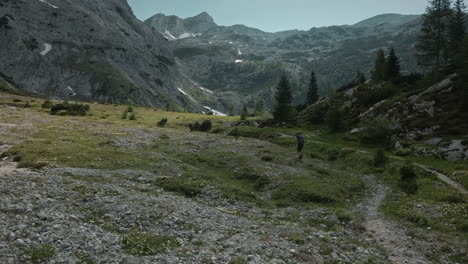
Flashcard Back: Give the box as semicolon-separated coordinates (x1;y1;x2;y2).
296;132;304;161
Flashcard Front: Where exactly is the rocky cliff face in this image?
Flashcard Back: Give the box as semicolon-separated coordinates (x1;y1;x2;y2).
146;12;422;111
0;0;210;111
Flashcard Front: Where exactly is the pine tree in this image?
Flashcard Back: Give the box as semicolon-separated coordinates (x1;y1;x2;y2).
356;71;367;84
416;0;453;71
255;99;265;116
240;104;248;120
273;75;293;122
449;0;467;65
306;71;319;106
384;47;401;81
372;49;386;81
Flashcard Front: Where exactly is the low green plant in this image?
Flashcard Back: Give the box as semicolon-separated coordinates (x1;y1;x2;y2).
373;149;388;167
50;102;90;116
120;231;180;256
230;256;248;264
399;165;419;195
41;100;54;109
157;118;168;127
27;244;56;264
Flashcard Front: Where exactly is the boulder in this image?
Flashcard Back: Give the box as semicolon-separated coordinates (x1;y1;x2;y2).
424;138;442;146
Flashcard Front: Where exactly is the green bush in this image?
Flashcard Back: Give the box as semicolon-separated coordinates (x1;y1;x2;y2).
261;156;273;162
157;118;168;127
155;177;203;197
121;232;180;256
129;113;137;120
41;100;54;109
325;109;343;133
399;165;418;195
230;256;248;264
189;120;212;132
27;244;56;264
373;149;388;167
395;148;413;156
359;119;394;146
50;102;90;116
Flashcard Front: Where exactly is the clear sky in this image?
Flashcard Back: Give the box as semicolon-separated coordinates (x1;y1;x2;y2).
128;0;428;32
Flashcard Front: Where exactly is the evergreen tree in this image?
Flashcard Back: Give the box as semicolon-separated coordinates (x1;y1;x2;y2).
254;99;265;116
356;71;367;84
384;47;401;81
306;71;319;106
228;104;235;116
449;0;467;65
372;49;386;81
240;104;248;120
416;0;453;71
273;75;293;122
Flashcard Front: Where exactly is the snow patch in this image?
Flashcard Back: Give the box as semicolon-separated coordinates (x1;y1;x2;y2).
40;43;52;56
177;88;188;96
235;60;244;63
164;30;177;40
237;49;242;55
178;33;201;39
38;0;58;8
67;86;77;97
229;41;233;44
203;106;227;116
178;88;196;102
191;81;213;94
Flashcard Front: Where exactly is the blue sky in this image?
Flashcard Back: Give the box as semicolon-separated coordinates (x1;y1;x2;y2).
128;0;428;32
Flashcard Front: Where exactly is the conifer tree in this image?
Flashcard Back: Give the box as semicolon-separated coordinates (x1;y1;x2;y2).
273;75;293;122
384;47;401;81
306;71;319;106
416;0;453;71
449;0;467;65
240;104;248;120
372;49;386;81
356;71;367;84
255;99;265;116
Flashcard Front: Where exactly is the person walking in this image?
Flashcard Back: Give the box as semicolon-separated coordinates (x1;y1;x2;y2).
296;132;305;161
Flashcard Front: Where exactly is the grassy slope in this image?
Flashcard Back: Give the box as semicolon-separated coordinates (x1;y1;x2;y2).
0;92;467;262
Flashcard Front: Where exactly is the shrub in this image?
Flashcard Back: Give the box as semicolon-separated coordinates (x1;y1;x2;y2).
399;165;418;195
155;177;202;197
50;102;90;116
373;149;388;167
200;120;212;131
120;232;180;256
359;119;394;146
41;100;54;109
189;120;212;132
325;109;343;133
27;244;56;264
129;113;137;120
395;148;412;156
327;149;339;161
13;98;22;102
261;156;273;162
230;256;248;264
24;101;31;108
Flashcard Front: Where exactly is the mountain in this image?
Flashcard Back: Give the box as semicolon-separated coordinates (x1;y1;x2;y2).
0;0;216;112
146;12;422;112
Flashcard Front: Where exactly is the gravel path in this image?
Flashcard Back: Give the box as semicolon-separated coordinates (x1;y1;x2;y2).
356;175;430;264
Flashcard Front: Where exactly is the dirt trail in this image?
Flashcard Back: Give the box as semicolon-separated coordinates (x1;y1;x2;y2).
414;164;468;195
356;175;430;264
325;144;467;195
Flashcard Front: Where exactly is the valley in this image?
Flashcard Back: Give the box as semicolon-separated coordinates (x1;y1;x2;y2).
0;92;466;263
